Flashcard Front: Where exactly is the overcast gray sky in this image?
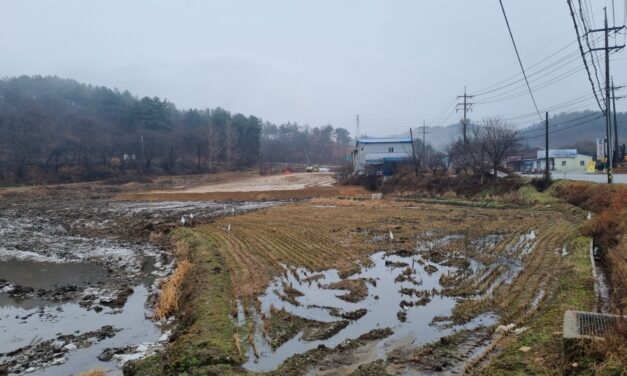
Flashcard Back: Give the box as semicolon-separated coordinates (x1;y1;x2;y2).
1;0;625;136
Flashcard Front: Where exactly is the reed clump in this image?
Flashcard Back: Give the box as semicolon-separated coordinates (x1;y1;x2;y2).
154;259;192;320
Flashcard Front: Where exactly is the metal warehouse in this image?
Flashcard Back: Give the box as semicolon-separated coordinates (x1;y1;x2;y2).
352;138;414;176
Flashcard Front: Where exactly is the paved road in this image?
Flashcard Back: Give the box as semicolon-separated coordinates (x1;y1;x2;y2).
524;172;627;184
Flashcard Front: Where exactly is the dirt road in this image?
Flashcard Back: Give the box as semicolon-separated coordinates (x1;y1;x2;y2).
180;172;336;193
117;172;365;201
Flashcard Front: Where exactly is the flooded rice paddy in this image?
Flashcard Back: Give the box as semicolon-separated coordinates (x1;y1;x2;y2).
240;230;538;372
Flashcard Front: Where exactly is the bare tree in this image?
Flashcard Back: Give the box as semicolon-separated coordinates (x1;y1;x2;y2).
479;118;518;183
449;118;518;184
425;151;450;173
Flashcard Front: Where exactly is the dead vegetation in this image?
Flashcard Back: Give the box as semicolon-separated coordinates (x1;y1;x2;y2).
322;278;369;303
552;181;627;371
154;258;192;320
117;181;367;202
196;200;577;315
78;369;107;376
554;182;627;312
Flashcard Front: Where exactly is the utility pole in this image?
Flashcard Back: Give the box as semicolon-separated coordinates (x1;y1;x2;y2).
140;135;145;173
545;112;550;182
422;121;428;164
456;86;474;143
589;7;625;183
409;128;418;176
355;114;360;140
226;119;231;170
611;78;625;164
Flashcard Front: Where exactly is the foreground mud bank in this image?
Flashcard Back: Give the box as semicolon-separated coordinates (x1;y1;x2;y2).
0;186;278;375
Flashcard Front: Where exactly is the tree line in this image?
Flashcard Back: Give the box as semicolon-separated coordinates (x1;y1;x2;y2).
261;122;352;166
0;76;351;185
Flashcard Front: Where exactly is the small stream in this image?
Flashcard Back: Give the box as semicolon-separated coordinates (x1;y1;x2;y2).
593;247;612;313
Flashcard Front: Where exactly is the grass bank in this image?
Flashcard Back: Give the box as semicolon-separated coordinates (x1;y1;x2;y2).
552;181;627;312
477;236;596;375
126;228;242;375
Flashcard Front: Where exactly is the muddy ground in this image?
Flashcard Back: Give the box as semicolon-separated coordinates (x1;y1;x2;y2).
1;177;590;375
132;196;584;376
0;178;278;375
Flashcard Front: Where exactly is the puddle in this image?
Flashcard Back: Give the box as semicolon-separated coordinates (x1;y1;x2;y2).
473;234;504;249
416;233;465;252
243;251;497;372
240;231;539;372
530;289;545;311
0;258;164;375
0;260;107;290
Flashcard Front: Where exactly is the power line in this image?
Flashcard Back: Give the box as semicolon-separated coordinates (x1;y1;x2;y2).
567;0;607;113
518;114;605;141
520;111;602;137
577;0;606;104
476;65;585;104
498;0;543;121
432;98;458;125
466;29;575;91
502;91;597;122
474;49;582;97
473;39;581;96
472;34;603;98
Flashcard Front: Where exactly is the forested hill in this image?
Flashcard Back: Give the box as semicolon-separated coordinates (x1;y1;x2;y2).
0;76;351;184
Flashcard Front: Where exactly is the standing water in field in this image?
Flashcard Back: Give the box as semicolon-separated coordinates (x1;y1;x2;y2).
241;230;538;372
0;257;166;375
242;250;497;372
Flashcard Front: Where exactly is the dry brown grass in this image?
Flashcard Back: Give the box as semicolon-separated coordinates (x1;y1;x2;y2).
78;369;107;376
309;197;404;208
116;186;367;202
554;181;627;313
154;259;192;320
233;333;243;358
607;238;627;311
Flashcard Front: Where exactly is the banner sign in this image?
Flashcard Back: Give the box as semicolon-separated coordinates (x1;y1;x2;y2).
596;139;605;160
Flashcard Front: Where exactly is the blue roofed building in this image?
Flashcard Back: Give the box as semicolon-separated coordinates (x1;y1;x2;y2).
352;138;414;176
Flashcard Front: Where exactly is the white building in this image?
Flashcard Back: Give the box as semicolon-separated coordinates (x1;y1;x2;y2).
352;138;414;175
527;149;593;172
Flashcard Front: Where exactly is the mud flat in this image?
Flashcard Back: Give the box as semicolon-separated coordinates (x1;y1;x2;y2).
0;185;280;375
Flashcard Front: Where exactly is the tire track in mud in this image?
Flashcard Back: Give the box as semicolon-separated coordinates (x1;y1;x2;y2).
498;223;571;323
497;229;555;311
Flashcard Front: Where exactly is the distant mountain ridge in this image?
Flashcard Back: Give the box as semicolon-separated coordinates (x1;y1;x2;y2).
392;111;626;152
